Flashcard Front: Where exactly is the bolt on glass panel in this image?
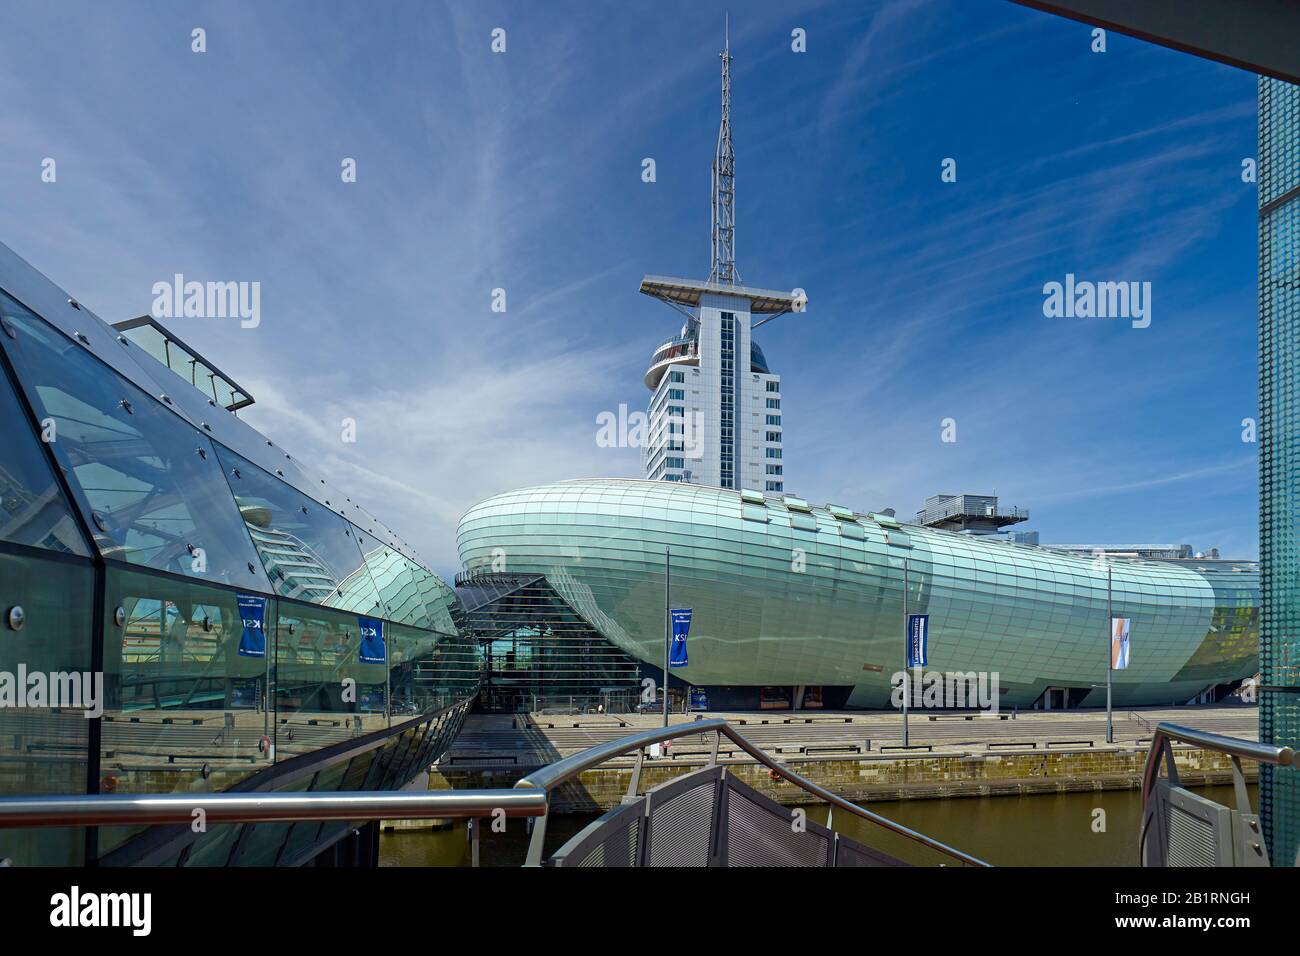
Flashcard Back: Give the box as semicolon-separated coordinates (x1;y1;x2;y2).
0;292;270;589
0;353;90;555
96;565;276;856
213;443;386;616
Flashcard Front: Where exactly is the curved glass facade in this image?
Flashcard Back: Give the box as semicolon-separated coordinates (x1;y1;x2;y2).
0;247;477;867
458;479;1258;708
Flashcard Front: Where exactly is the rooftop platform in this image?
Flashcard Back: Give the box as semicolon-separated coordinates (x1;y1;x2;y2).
112;315;254;411
639;274;802;315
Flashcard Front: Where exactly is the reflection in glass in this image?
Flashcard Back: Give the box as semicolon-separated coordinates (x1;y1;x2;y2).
98;566;274;858
214;444;384;615
389;622;478;716
0;552;93;866
0;292;269;587
0;288;482;867
273;602;388;759
357;545;459;632
0;356;89;554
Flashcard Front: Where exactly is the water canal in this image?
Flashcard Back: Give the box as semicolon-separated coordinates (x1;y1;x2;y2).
379;783;1251;866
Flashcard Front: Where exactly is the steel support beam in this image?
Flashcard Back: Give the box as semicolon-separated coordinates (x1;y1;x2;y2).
1009;0;1300;84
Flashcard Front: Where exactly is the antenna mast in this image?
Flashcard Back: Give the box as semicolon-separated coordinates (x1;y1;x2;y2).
710;17;739;286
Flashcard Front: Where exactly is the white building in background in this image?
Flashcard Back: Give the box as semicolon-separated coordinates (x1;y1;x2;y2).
640;30;801;493
642;289;786;491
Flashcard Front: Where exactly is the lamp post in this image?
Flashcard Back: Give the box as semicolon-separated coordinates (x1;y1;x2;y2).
1106;562;1114;744
903;557;910;747
663;545;670;728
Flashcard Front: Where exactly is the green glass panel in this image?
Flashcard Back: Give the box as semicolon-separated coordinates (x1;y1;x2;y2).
356;544;446;630
225;770;317;866
96;566;275;856
1258;75;1300;867
273;600;388;762
458;479;1258;710
0;551;93;866
182;821;245;867
388;622;475;716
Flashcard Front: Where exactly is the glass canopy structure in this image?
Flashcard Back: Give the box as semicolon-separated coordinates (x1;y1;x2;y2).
0;241;477;866
453;571;642;713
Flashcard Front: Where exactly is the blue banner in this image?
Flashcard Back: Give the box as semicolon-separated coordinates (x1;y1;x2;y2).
906;613;929;668
669;608;692;668
358;615;385;664
236;593;267;659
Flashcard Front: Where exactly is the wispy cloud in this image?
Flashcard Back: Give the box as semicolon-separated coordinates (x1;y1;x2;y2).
0;0;1260;571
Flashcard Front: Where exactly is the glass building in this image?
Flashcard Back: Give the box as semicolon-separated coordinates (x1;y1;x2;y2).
452;571;642;713
1259;75;1300;867
0;241;477;866
458;479;1258;711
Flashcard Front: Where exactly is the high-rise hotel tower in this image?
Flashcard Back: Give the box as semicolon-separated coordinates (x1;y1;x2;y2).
641;30;803;492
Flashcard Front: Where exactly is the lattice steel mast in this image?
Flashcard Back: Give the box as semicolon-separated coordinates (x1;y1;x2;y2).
709;19;739;286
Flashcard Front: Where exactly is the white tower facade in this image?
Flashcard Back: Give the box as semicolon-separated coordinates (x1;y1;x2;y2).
639;30;798;493
642;294;783;492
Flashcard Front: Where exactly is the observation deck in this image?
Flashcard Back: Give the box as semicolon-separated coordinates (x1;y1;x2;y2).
644;332;772;389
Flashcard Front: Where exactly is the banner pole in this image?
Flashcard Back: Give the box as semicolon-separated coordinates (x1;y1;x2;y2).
664;545;670;728
903;557;910;748
1106;562;1114;744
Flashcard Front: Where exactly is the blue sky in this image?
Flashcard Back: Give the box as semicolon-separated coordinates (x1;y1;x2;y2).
0;0;1259;577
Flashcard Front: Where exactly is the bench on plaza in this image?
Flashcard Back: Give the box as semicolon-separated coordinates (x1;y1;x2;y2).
801;742;870;755
926;712;1010;721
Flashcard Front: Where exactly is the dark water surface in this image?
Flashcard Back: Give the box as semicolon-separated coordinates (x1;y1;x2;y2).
379;783;1253;867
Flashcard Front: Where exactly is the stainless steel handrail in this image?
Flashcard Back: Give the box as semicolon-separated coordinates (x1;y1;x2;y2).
0;788;548;828
1140;721;1294;804
516;717;989;867
0;721;989;867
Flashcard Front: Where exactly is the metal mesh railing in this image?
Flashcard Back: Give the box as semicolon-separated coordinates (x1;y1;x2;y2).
1139;721;1295;867
517;717;988;867
549;765;895;868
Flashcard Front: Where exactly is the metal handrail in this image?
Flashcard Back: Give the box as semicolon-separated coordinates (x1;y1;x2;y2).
1140;721;1294;804
516;717;989;867
0;721;988;867
0;788;548;828
914;502;1029;525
